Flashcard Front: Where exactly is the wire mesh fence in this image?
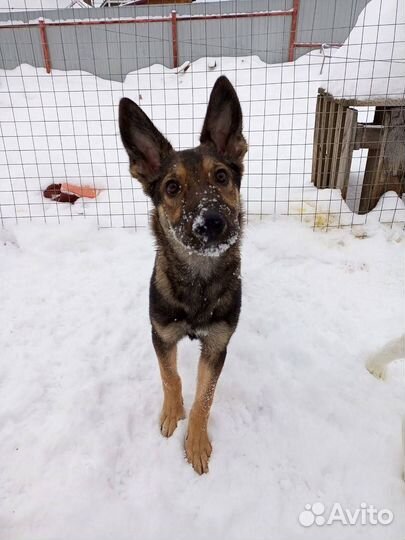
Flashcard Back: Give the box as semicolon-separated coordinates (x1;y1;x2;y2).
0;0;404;229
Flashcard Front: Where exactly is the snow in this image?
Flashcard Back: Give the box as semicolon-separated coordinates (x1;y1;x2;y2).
324;0;405;100
0;216;404;539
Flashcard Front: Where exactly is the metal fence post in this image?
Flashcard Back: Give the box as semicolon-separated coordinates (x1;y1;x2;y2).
38;17;52;74
171;10;179;69
288;0;300;62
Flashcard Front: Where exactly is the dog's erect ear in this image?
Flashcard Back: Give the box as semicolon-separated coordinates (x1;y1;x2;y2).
200;76;247;165
119;97;173;185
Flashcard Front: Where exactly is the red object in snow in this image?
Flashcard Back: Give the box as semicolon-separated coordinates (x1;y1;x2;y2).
43;183;102;204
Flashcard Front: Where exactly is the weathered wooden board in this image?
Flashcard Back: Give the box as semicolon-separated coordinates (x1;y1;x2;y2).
312;90;404;214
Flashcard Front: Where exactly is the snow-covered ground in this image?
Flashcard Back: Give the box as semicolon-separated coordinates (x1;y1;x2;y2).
0;217;404;540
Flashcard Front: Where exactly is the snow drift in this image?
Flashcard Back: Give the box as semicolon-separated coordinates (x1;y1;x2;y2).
324;0;405;100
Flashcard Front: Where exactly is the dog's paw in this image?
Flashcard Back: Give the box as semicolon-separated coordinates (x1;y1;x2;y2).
185;427;212;475
160;401;186;438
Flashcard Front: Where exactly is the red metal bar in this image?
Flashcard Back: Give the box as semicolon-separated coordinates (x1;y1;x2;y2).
0;10;293;30
171;10;179;69
0;17;168;29
288;0;300;62
294;42;341;49
38;17;52;74
175;10;293;21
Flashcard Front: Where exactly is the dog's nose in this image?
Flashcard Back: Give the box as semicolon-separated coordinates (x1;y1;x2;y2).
193;210;227;242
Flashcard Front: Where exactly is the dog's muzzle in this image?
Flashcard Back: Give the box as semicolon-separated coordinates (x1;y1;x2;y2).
192;210;227;244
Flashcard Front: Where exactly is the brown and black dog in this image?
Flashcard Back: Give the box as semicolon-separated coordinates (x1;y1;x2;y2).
119;76;247;474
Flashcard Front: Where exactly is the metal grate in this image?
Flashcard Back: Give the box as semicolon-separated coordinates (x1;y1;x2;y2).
0;0;404;229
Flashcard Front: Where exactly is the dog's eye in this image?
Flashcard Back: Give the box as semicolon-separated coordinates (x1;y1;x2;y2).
165;180;181;196
215;169;228;185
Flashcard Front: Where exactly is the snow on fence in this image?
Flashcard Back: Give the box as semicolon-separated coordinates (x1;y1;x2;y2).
0;0;404;229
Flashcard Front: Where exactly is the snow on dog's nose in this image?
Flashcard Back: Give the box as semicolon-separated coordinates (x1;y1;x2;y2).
192;210;227;243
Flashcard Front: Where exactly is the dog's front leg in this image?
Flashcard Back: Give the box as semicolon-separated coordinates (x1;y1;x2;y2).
152;327;185;437
186;325;232;474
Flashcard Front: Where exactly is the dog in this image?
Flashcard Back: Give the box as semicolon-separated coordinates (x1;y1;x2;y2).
366;334;405;380
119;76;247;474
365;334;405;481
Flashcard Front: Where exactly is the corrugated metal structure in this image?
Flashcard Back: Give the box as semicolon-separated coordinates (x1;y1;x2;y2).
0;0;370;82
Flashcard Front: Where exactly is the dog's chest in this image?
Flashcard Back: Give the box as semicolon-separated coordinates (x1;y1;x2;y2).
180;279;220;324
